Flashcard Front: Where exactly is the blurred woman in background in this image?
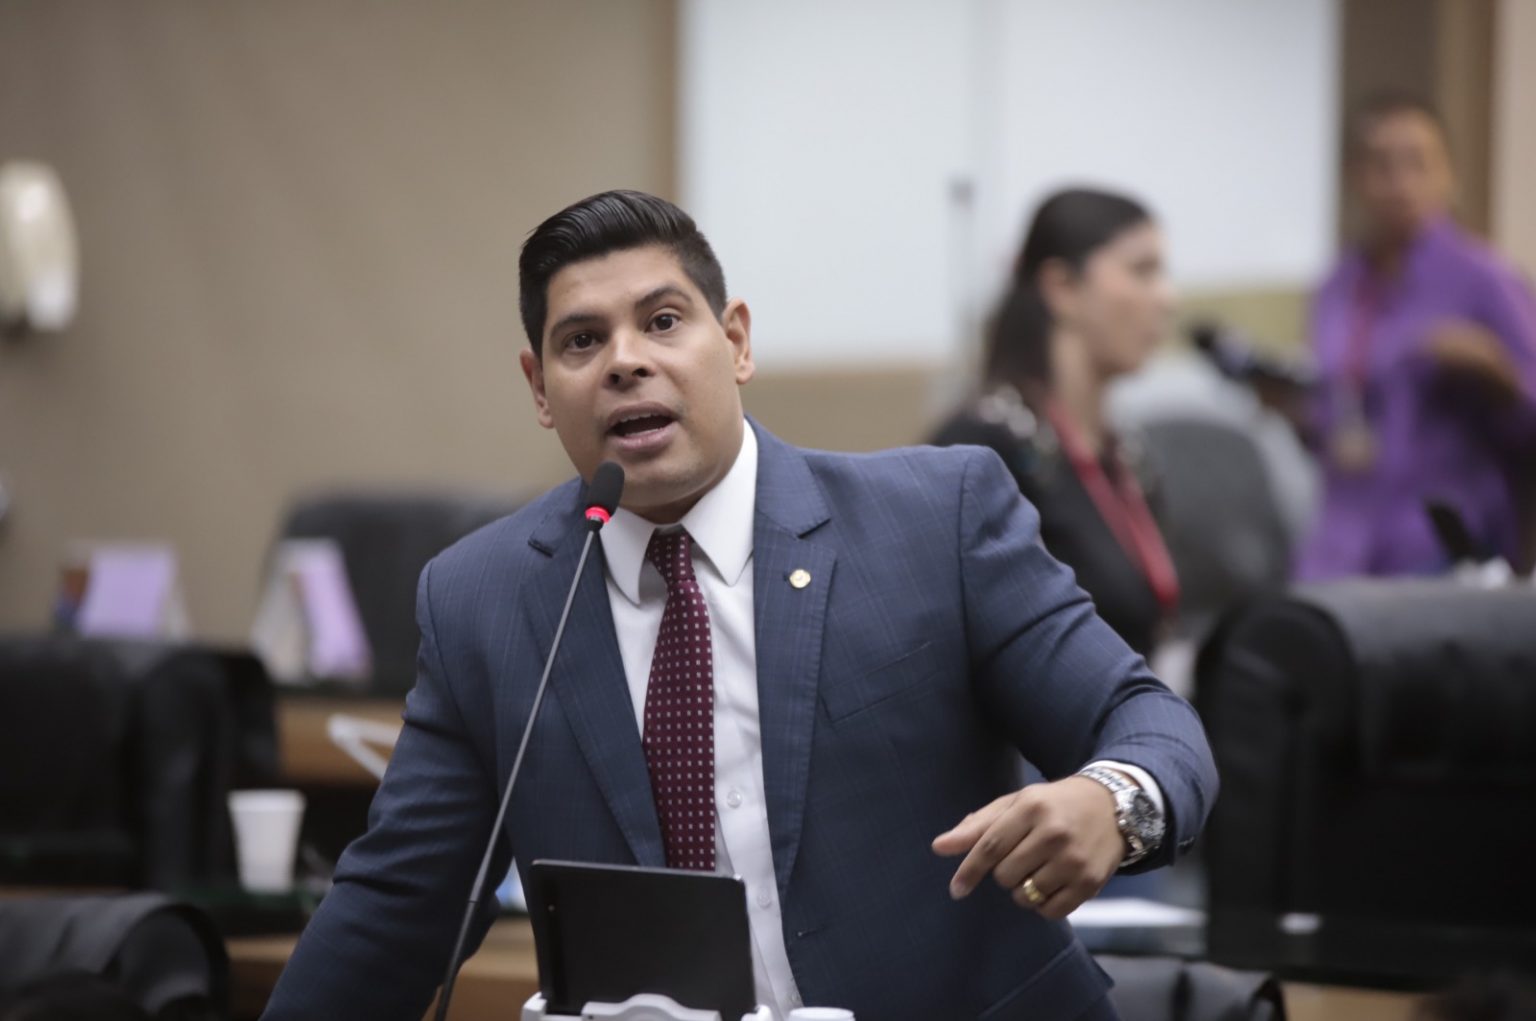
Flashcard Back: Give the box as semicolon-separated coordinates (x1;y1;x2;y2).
931;188;1178;656
1297;93;1536;578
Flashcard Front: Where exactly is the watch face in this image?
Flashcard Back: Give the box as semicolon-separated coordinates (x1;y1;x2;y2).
1120;788;1165;847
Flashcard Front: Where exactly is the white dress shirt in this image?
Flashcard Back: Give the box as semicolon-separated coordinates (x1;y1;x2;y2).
598;421;1164;1018
600;425;804;1017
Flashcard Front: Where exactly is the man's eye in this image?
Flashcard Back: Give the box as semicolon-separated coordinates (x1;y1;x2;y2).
651;313;679;332
567;332;597;351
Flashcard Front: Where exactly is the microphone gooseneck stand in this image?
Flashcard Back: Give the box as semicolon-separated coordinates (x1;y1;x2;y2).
435;464;623;1021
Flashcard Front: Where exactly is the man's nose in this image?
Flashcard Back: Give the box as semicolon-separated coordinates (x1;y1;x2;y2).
605;327;652;384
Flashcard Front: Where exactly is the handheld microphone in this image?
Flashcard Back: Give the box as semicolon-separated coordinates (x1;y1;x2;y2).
435;460;624;1020
1425;499;1487;565
1189;321;1316;390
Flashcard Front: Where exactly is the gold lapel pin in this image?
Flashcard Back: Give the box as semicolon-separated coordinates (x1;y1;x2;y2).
788;568;811;590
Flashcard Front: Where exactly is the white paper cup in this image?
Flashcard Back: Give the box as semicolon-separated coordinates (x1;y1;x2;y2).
787;1010;855;1020
228;789;306;893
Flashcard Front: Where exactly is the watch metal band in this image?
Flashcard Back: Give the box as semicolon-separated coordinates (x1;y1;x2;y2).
1076;764;1137;795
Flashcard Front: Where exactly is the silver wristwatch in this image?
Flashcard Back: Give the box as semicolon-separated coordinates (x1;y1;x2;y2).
1076;765;1165;867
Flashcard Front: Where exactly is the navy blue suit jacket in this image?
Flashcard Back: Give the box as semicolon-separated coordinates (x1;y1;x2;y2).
264;423;1217;1020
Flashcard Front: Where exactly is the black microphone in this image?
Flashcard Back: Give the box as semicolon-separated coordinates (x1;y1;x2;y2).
1189;320;1316;390
1425;499;1489;565
435;460;624;1020
582;461;624;532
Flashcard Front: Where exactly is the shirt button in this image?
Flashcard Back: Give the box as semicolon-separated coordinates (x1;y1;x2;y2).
756;888;773;909
725;789;743;809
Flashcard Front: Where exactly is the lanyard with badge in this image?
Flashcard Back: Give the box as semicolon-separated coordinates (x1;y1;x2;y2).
1331;273;1381;473
1043;400;1181;618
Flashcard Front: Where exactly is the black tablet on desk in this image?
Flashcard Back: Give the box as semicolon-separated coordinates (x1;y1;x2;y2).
527;860;756;1020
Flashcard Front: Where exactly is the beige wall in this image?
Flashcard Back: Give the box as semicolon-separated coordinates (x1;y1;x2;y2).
1432;0;1496;237
1493;0;1536;276
0;1;677;640
0;1;1322;644
747;281;1314;461
1338;0;1497;238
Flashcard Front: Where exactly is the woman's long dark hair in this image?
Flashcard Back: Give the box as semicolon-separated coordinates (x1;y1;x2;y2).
984;188;1153;389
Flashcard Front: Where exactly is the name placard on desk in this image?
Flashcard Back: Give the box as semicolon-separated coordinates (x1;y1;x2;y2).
251;539;371;687
60;542;190;640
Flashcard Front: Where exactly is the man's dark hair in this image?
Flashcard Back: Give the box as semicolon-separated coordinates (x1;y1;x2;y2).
1345;89;1449;160
518;190;728;355
984;187;1152;389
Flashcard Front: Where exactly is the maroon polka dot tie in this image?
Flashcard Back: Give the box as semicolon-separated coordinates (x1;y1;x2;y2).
643;529;716;871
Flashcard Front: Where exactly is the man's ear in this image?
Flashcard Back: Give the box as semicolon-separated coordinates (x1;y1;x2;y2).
721;298;756;385
519;348;556;429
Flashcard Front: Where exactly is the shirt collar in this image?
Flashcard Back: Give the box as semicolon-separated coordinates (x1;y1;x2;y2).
599;421;758;605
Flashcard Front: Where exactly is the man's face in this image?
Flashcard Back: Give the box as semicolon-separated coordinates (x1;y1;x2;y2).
1352;110;1454;244
520;245;755;524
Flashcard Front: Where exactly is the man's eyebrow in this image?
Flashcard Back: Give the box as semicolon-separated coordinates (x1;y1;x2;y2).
546;308;605;343
634;284;693;310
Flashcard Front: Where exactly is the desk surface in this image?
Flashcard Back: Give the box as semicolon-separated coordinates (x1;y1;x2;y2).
260;695;1425;1021
227;916;1422;1021
276;693;404;786
228;916;540;1020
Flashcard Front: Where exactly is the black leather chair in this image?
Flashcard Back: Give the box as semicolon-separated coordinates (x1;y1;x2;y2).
1096;955;1285;1021
0;638;138;886
1197;579;1536;982
0;638;277;891
1139;417;1291;635
265;490;522;869
0;893;227;1020
275;490;522;695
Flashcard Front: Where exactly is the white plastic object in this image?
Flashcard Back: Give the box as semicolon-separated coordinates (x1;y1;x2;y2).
0;161;79;331
227;789;306;893
325;713;401;780
583;993;722;1020
521;994;776;1021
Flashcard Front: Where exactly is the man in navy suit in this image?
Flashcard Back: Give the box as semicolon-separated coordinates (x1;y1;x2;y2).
264;191;1217;1020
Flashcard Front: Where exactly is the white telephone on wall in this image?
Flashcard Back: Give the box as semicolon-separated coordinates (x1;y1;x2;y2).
0;161;79;332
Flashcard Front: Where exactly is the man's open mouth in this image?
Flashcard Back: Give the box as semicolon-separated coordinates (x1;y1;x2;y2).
609;412;675;438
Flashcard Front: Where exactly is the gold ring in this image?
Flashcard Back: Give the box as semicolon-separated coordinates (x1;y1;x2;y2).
1020;877;1046;906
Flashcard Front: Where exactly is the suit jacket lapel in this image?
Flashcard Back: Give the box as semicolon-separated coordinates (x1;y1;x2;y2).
750;424;835;894
526;498;665;867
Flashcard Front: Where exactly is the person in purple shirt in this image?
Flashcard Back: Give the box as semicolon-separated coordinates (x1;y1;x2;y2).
1297;92;1536;579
